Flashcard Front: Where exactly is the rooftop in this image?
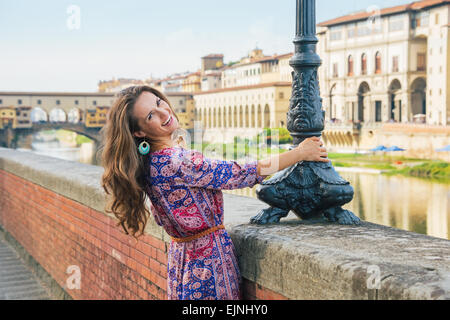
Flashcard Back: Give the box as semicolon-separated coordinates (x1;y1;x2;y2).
318;0;450;27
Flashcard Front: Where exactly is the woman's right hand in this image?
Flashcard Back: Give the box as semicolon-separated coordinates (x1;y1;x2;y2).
296;136;330;162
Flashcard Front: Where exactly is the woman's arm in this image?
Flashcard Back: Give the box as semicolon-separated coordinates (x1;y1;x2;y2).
257;136;329;177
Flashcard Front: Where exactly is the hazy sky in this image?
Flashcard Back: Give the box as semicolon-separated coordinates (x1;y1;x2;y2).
0;0;412;92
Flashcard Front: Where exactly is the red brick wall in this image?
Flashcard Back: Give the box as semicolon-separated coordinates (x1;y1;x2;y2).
0;169;288;300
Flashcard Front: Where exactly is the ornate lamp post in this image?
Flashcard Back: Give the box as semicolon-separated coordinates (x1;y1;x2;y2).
250;0;361;225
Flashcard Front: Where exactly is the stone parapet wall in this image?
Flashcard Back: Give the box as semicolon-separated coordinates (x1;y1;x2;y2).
0;147;449;299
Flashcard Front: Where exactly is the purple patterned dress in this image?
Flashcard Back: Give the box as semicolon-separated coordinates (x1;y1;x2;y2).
144;146;265;300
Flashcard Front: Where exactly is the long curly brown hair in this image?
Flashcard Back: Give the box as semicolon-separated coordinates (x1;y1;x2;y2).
99;85;180;241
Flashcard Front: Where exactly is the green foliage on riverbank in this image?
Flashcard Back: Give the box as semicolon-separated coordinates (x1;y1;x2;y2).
330;153;449;181
332;160;396;170
76;135;92;145
386;161;450;181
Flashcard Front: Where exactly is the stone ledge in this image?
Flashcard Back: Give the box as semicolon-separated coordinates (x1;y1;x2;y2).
229;221;450;299
1;147;449;299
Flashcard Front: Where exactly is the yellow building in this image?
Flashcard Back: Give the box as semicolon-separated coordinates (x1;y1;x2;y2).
85;108;98;128
221;49;293;89
95;106;110;126
166;93;195;130
0;106;16;129
14;106;33;128
182;72;202;93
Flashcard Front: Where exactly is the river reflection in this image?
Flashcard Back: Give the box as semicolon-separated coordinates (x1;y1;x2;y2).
225;170;450;240
26;141;96;165
15;130;98;165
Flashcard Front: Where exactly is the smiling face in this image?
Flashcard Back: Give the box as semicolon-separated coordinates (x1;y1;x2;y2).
132;91;179;145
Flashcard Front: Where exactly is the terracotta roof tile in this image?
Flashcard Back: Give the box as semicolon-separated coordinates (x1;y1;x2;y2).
318;0;450;27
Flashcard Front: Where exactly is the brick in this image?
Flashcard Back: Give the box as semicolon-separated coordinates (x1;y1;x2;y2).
119;242;130;257
146;282;158;298
133;249;149;266
154;274;166;291
156;249;168;265
146;236;166;252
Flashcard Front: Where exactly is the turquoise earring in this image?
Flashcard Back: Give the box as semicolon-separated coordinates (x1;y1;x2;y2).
138;137;150;155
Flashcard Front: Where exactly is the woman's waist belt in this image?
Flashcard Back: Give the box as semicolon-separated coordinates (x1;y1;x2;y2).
170;224;225;243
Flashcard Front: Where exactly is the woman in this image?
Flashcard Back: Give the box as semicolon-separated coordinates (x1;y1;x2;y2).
100;85;329;300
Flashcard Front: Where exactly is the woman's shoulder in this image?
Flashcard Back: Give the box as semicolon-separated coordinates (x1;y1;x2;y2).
149;146;184;156
148;146;188;169
148;146;205;174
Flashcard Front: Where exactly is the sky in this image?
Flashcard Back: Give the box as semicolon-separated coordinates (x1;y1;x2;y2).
0;0;413;92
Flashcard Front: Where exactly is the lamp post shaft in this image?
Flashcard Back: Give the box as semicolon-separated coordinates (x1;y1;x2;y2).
250;0;361;227
288;0;325;146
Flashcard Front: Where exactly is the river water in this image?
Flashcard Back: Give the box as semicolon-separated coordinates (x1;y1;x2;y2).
16;132;450;240
226;170;450;240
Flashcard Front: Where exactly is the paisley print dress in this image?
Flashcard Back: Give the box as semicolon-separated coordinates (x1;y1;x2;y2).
144;146;265;300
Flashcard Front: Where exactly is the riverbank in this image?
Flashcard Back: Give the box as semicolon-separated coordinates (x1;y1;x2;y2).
328;152;450;182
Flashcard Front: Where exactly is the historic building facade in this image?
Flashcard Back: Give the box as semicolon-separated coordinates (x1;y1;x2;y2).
317;0;450;126
194;82;292;143
194;49;294;143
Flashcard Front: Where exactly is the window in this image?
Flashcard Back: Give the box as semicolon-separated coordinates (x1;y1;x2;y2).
37;99;41;105
417;53;426;71
375;52;382;74
375;101;382;122
18;99;22;105
330;30;342;41
392;56;399;72
56;100;60;105
75;100;79;105
361;53;367;75
389;18;404;32
0;99;2;104
357;21;371;36
93;101;97;106
332;63;339;78
347;55;354;76
279;92;284;99
414;11;429;27
347;26;356;38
